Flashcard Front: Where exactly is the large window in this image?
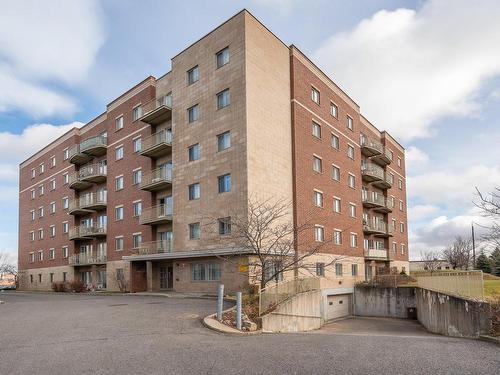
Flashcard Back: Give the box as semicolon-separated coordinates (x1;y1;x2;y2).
132;234;142;249
218;217;231;235
187;66;199;85
191;263;221;281
115;237;124;251
216;47;230;68
217;89;230;109
218;174;231;193
188;183;200;200
188;143;200;161
217;131;231;151
189;222;200;240
188;104;199;123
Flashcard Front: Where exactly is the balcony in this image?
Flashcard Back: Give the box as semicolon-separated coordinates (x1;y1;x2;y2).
372;173;393;190
371;148;392;166
69;193;107;215
139;130;172;158
360;134;383;157
139;166;172;191
139;204;173;225
68;135;107;165
69;225;107;240
68;252;107;266
68;164;107;190
364;248;393;261
139;95;172;125
68;172;92;191
363;220;393;237
362;194;393;213
361;162;384;183
133;240;173;256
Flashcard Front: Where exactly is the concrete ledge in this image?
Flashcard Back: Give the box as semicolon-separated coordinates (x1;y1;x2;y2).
479;335;500;346
202;311;262;336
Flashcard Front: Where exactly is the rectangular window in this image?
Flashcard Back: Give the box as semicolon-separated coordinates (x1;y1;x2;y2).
132;169;142;185
347;116;354;131
335;263;343;276
115;116;124;130
312;121;321;138
63;148;69;160
399;179;403;190
314;190;323;207
191;263;221;281
38;228;43;240
333;230;342;245
62;197;69;209
50;179;56;191
401;244;405;255
38;206;44;218
333;197;341;213
397;157;402;167
30;210;35;221
216;47;230;68
351;264;358;276
115;237;124;251
115;145;124;160
39;163;45;174
115;206;124;221
133;137;142;152
31;168;36;178
313;155;322;173
63;172;69;184
50;225;56;238
316;263;325;277
399;200;404;211
217;131;231;151
63;272;67;282
314;225;324;242
331;133;339;149
51;155;56;167
218;174;231;193
188;183;200;200
62;246;68;259
189;222;200;240
188;104;199;123
218;217;231;235
400;223;405;233
39;185;44;196
133;201;142;216
392;242;397;253
132;105;142;121
350;233;358;248
50;273;54;282
30;189;35;199
347;145;355;159
132;234;142;249
38;250;43;262
188;143;200;161
332;165;340;181
348;173;356;188
311;87;320;104
392;219;397;230
29;253;35;263
115;176;124;191
62;221;69;234
49;248;55;260
217;89;230;109
349;203;356;218
330;102;338;118
187;66;199;85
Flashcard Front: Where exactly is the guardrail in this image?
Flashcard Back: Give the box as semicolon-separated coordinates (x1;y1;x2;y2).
68;253;107;266
415;270;484;301
132;240;173;255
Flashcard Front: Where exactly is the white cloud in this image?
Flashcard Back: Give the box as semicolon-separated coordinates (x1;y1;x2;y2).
405;146;429;173
408;204;439;221
0;0;105;117
314;0;500;141
252;0;303;13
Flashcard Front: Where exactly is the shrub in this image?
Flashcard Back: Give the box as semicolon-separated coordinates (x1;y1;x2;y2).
51;281;67;292
491;298;500;337
68;279;86;293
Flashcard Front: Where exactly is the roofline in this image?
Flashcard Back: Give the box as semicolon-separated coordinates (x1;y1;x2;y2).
106;76;156;108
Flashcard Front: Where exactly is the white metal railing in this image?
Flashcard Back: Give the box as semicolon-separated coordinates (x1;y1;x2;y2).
141;95;172;116
69;225;107;238
80;192;107;208
80;163;107;179
68;252;107;266
363;219;392;235
360;134;383;153
141;129;172;151
139;204;173;224
133;240;174;255
361;162;384;179
80;135;107;153
139;166;172;188
364;248;390;259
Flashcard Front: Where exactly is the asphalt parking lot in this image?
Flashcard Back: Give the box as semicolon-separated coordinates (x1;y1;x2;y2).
0;292;498;375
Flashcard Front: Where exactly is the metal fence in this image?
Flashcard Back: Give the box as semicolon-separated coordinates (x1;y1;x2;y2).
415;270;484;301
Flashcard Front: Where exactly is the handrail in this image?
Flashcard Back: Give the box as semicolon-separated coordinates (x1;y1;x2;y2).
80;135;107;153
140;166;172;187
133;240;173;255
68;253;107;266
139;204;173;222
141;129;172;150
141;95;172;116
360;134;383;152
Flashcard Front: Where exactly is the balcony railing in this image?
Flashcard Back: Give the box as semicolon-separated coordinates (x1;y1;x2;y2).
69;193;107;215
361;162;384;182
69;164;107;190
140;130;172;158
69;225;107;240
139;204;173;225
139;166;172;191
362;194;393;212
69;252;107;266
364;248;393;260
371;147;393;166
360;134;383;157
133;240;173;256
68;135;107;165
363;220;393;237
139;95;172;125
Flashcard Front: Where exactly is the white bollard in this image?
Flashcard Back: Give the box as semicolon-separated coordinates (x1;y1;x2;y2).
217;284;224;321
236;292;242;330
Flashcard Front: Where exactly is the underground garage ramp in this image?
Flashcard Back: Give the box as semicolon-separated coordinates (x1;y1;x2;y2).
326;294;351;320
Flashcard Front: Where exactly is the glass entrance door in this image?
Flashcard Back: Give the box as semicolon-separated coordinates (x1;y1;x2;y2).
159;266;173;289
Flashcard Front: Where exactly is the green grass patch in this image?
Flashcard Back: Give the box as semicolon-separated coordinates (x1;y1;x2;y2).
484;279;500;301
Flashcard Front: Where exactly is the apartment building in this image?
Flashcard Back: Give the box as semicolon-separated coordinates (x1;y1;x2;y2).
18;10;408;294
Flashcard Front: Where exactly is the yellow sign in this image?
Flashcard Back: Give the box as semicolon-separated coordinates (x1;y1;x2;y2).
238;264;249;273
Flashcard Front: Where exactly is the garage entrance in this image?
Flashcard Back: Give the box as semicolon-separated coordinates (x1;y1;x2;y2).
326;294;351;320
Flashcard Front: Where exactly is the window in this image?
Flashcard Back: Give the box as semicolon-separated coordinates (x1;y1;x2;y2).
133;201;142;216
29;253;35;263
62;197;69;209
115;236;124;251
216;47;230;68
38;206;44;218
62;246;68;259
50;273;54;282
30;210;35;221
313;155;322;173
39;185;44;196
401;244;405;255
314;225;324;242
189;222;200;240
218;217;231;235
132;105;142;121
316;263;325;277
132;233;142;249
349;203;356;218
400;222;405;233
335;263;343;276
188;104;199;123
217;89;230;109
331;133;339;149
397;157;402;167
187;66;199;85
347;116;354;131
115;116;124;130
38;250;43;262
49;248;55;260
351;264;358;276
314;190;323;207
330;102;338;118
347;144;355;159
392;242;397;253
332;165;340;181
347;173;356;188
115;206;124;221
399;200;404;211
312;121;321;138
188;183;200;200
51;156;56;168
392;219;397;230
31;168;36;178
350;233;358;248
39;163;45;174
217;131;231;151
50;179;56;191
311;87;320;104
133;137;142;152
132;169;142;185
188;143;200;161
333;197;341;213
63;172;69;184
218;174;231;193
115;145;124;160
63;272;68;282
30;189;35;199
387;149;394;161
333;230;342;245
115;175;124;191
62;221;69;234
191;263;221;281
29;231;35;241
63;148;69;160
398;179;403;190
50;225;56;238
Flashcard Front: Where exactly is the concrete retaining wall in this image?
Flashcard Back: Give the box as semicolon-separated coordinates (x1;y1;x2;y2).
354;286;416;318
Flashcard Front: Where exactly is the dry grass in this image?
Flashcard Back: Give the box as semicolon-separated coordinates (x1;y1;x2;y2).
484;279;500;301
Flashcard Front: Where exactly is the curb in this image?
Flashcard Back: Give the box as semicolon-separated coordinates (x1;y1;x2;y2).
202;309;261;336
479;335;500;346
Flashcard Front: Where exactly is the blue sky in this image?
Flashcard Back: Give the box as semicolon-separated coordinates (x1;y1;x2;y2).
1;0;499;263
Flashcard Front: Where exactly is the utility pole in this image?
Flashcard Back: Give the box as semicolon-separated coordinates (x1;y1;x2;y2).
471;222;476;269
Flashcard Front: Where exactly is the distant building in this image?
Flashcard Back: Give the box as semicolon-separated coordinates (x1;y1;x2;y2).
410;260;452;272
0;273;16;288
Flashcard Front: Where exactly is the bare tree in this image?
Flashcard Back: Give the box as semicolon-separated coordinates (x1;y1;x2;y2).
420;250;443;273
0;252;17;276
204;198;347;289
442;236;473;270
475;187;500;247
